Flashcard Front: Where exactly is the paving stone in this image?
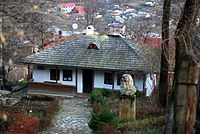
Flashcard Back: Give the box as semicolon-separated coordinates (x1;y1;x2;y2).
39;97;92;134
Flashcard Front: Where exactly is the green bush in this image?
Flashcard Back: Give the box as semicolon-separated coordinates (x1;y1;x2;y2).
17;80;28;87
91;89;104;104
101;88;111;97
91;88;111;104
136;91;145;97
89;108;121;131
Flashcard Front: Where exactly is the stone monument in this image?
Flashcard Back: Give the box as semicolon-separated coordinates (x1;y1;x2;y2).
120;74;137;96
119;74;136;120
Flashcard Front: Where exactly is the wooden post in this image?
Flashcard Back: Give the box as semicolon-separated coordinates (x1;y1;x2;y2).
174;54;199;134
112;72;115;90
55;67;58;83
119;95;136;120
75;68;78;93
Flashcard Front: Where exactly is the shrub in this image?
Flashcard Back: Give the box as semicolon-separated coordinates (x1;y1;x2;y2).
136;91;146;97
101;88;111;97
89;108;120;131
91;88;111;104
17;80;28;87
91;89;104;104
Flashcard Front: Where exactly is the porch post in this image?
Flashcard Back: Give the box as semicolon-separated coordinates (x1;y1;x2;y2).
55;67;58;83
112;71;115;90
76;68;78;93
143;73;146;95
27;65;30;80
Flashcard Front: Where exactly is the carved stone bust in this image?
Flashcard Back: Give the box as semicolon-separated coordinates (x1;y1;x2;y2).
120;74;137;96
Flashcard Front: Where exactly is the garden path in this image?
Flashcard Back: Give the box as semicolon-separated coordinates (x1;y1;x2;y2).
39;97;92;134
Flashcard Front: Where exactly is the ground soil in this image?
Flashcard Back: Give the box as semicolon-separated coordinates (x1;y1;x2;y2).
0;112;40;134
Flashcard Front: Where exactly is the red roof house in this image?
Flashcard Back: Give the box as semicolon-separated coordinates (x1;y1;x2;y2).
139;37;161;48
59;3;76;13
75;6;85;14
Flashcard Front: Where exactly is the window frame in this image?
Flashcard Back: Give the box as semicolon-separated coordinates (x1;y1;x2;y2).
63;70;73;81
104;72;113;85
50;69;60;81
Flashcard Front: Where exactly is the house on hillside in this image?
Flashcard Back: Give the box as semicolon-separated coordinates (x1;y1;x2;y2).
59;3;85;14
75;6;85;14
22;26;160;96
59;3;76;13
140;37;161;48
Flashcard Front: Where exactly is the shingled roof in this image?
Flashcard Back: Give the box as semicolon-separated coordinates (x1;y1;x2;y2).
22;34;159;72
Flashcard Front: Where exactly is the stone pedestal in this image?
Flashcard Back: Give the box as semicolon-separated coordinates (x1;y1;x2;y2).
119;95;136;120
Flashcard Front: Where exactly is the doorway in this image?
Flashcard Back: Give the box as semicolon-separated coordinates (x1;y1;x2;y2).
83;69;93;93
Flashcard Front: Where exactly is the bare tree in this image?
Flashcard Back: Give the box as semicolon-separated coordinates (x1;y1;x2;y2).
159;0;171;107
84;0;102;26
0;0;54;85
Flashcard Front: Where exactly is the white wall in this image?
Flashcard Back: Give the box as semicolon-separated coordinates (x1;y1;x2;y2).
94;71;144;91
33;66;76;86
94;71;113;89
33;69;50;82
114;74;120;90
33;66;148;94
134;76;144;92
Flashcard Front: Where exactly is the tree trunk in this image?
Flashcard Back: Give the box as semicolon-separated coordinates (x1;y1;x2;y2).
173;55;199;134
159;0;171;107
171;0;200;133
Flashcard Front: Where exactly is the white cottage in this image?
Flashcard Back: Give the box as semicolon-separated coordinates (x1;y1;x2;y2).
22;30;159;95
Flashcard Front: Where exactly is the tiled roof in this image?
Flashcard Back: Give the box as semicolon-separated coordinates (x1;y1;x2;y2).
22;34;160;72
44;35;78;49
75;6;85;14
60;3;75;7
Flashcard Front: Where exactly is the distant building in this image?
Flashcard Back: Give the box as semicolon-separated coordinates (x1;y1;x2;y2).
75;6;85;14
60;3;76;13
59;3;85;14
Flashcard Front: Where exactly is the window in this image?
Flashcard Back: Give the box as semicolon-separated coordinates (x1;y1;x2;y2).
50;69;60;80
104;72;113;85
63;70;73;81
87;43;99;49
117;74;123;86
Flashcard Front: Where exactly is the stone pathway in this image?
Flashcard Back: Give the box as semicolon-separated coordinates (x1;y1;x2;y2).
39;97;92;134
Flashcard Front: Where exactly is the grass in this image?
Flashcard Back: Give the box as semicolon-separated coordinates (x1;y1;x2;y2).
120;115;166;128
131;116;166;128
128;126;165;134
28;111;45;119
119;115;166;134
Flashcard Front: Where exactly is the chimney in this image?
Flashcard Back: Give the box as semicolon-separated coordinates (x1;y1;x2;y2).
86;25;94;36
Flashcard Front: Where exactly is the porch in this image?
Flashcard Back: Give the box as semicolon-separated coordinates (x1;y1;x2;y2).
27;82;76;94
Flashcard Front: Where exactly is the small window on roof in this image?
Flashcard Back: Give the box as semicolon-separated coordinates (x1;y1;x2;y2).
87;43;99;50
